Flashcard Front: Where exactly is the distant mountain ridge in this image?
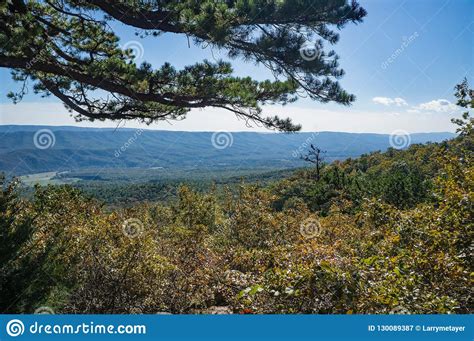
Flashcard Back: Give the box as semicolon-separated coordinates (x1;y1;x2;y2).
0;125;456;175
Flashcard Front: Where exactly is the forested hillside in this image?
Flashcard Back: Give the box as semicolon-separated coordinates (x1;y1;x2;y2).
0;126;454;175
1;114;471;314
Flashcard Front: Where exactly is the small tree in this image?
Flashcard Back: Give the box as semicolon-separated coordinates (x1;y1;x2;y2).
451;78;473;136
301;144;326;181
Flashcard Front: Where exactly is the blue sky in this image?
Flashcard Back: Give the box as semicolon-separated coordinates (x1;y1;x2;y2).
0;0;472;132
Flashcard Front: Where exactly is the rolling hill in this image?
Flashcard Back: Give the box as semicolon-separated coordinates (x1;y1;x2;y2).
0;125;455;176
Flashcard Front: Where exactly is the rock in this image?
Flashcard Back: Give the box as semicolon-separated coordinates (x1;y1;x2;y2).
224;269;252;288
204;306;233;314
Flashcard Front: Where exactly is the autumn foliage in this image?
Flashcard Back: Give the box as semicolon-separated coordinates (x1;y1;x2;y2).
1;84;472;314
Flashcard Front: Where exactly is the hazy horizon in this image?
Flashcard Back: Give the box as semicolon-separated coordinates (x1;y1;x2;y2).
0;121;457;135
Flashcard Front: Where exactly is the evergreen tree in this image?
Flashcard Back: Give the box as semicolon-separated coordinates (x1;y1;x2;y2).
0;0;366;131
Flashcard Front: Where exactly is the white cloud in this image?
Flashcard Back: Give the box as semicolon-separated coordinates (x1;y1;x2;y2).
372;97;408;106
413;99;458;113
